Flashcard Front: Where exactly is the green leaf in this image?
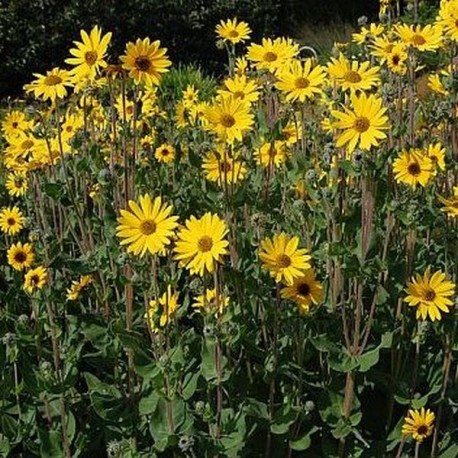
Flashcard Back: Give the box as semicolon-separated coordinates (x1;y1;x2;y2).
289;426;319;451
438;444;458;458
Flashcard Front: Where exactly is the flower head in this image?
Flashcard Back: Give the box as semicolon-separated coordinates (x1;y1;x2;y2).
24;266;48;293
0;206;25;235
7;242;35;271
216;18;251;44
402;408;435;442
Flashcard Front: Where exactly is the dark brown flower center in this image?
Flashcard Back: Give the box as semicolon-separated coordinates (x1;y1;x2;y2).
12;122;19;128
417;425;428;435
44;75;63;86
220;114;236;128
233;91;245;100
31;275;40;285
408;162;421;176
84;51;98;65
263;52;278;62
139;219;156;235
353;117;370;133
135;56;152;72
412;34;426;46
297;283;311;296
14;251;27;263
277;254;291;268
198;236;213;252
392;54;401;65
423;289;436;301
219;161;232;173
7;218;16;226
295;77;310;89
344;70;362;83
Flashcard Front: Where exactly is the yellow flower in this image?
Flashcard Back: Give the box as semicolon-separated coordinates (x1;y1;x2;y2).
402;408;435;442
7;242;35;271
154;143;175;164
24;67;73;102
65;26;112;79
215;18;251;44
404;267;455;321
67;275;93;301
146;285;180;332
120;37;172;86
235;56;249;76
259;233;312;285
392;150;433;188
255;140;289;168
428;73;448;95
205;95;254;144
218;75;260;104
327;54;380;93
437;0;458;41
116;195;179;257
282;120;302;145
247;37;299;73
24;266;48;293
385;43;408;75
5;172;28;197
352;23;385;45
395;24;442;51
193;288;229;316
174;213;229;276
182;85;199;108
276;59;326;102
0;206;25;235
439;186;458;218
427;143;446;171
202;149;247;186
1;111;33;141
281;269;324;314
61;112;84;142
140;134;155;152
331;93;389;154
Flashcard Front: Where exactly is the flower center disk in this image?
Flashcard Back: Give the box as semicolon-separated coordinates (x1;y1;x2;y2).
277;254;291;268
139;219;157;235
198;236;213;252
353;117;370;133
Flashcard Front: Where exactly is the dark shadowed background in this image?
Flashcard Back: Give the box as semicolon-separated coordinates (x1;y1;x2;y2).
0;0;388;98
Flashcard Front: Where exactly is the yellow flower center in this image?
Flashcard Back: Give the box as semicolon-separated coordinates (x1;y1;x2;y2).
412;34;426;46
44;75;63;86
220;114;236;128
139;219;157;235
407;162;421;176
21;140;34;150
7;218;16;226
294;77;310;89
126;106;134;115
14;251;26;263
228;30;239;38
423;289;436;301
198;236;213;252
276;254;291;268
297;283;311;296
84;51;98;65
263;52;278;62
353;116;370;133
344;70;362;83
135;56;152;72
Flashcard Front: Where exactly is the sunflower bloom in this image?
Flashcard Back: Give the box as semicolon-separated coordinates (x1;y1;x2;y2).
205;95;254;144
331;93;389;154
215;18;251;44
247;37;299;73
218;75;260;104
202;150;247;186
392;150;433;188
154;143;175;164
402;408;435;442
327;54;380;93
395;24;442;51
174;213;229;276
437;0;458;41
404;267;455;321
193;288;230;316
66;26;112;79
259;233;312;285
116;195;179;257
24;67;73;102
0;206;25;235
120;37;172;86
7;242;35;271
255;140;289;168
24;266;48;293
5;172;28;197
146;285;179;332
281;269;324;314
67;275;93;301
439;186;458;218
276;59;326;102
